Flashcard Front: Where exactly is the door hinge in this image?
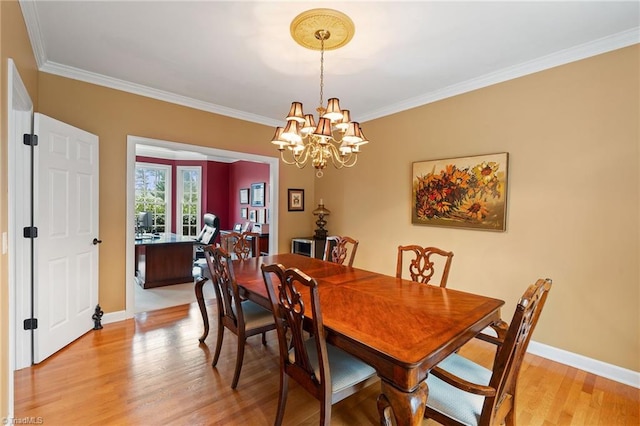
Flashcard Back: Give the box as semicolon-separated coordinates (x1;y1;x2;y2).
23;133;38;146
23;318;38;330
23;227;38;239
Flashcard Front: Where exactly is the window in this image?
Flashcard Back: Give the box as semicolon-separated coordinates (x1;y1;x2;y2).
135;163;171;233
177;166;202;237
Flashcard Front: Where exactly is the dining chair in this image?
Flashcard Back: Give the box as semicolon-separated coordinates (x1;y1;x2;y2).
422;278;552;426
323;235;359;267
396;244;454;287
261;263;378;426
221;231;260;260
204;246;276;389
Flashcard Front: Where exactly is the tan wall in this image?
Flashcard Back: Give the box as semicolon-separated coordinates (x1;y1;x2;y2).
36;73;317;312
316;45;640;372
1;0;40;417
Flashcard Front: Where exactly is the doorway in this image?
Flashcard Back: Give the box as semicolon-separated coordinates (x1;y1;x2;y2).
125;136;279;316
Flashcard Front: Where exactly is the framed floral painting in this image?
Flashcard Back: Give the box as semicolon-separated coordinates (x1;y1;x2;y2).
412;153;508;231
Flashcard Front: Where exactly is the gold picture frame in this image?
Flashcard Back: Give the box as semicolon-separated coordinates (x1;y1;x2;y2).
412;153;508;231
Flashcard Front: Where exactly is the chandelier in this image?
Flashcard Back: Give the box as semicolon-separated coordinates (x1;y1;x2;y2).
270;9;369;178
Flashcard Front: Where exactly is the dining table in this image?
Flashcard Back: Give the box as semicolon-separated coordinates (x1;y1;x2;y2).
195;253;504;426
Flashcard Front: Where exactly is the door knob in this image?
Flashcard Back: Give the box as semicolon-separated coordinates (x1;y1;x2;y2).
92;238;103;245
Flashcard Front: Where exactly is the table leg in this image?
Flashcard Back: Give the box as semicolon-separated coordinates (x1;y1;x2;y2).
194;277;210;342
377;379;428;426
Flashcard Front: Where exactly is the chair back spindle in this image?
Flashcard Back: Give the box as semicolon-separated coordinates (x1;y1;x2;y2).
323;236;359;267
396;245;454;287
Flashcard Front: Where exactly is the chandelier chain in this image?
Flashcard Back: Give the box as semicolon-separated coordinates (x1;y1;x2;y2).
319;36;325;110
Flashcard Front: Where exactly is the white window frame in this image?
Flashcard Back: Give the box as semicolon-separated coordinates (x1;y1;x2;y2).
135;162;172;234
176;165;202;238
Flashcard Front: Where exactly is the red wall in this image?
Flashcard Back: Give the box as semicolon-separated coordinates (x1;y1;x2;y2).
135;156;268;235
229;161;270;227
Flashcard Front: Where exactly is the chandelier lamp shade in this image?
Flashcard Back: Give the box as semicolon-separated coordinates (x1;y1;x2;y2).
270;9;369;178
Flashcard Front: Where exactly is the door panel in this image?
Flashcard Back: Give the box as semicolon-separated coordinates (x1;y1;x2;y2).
34;113;99;363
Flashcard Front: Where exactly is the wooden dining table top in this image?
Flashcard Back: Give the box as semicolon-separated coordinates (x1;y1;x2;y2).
231;253;505;392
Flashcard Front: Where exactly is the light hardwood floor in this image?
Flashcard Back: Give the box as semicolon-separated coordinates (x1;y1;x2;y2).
14;299;639;425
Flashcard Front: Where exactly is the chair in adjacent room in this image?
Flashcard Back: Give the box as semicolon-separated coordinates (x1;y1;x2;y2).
261;263;378;426
193;213;220;277
204;246;276;389
221;231;260;260
421;278;552;426
323;235;359;267
396;244;454;287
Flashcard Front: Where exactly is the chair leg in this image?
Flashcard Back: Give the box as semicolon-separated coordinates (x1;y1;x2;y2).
274;372;289;426
194;278;209;342
231;336;246;389
211;318;224;367
320;397;331;426
262;331;267;345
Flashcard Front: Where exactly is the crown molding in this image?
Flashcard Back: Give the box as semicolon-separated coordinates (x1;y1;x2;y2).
19;0;47;68
359;27;640;122
39;61;281;128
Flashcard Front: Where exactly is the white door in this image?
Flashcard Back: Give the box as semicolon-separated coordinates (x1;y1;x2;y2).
34;113;99;363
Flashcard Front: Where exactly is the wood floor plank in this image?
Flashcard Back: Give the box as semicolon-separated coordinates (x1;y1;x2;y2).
14;300;639;425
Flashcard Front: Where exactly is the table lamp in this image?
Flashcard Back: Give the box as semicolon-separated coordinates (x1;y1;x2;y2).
313;200;331;240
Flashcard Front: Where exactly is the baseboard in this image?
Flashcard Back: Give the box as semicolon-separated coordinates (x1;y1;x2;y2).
528;340;639;388
101;310;130;325
97;310;639;389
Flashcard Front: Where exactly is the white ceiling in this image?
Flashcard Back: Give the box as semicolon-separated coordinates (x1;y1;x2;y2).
20;1;640;128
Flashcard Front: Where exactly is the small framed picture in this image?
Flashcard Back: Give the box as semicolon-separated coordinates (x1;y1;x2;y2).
257;209;266;224
233;223;242;232
249;210;257;222
288;188;304;211
241;208;248;219
239;188;249;205
251;182;265;207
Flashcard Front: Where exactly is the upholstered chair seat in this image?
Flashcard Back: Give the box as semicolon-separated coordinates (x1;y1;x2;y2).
425;353;492;425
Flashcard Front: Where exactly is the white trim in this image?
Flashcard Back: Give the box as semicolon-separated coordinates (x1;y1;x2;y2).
528;341;640;389
40;61;281;127
176;165;203;238
7;58;35;417
101;310;128;325
18;0;47;68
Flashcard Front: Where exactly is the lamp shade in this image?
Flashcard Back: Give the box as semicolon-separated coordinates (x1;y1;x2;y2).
270;127;288;149
323;98;343;121
301;114;316;135
313;117;333;141
286;102;306;123
312;205;331;216
342;122;363;144
335;109;351;131
282;120;302;144
354;125;369;146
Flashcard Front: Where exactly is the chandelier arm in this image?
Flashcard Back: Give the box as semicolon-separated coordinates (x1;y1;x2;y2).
325;144;347;169
278;150;300;166
341;153;358;168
